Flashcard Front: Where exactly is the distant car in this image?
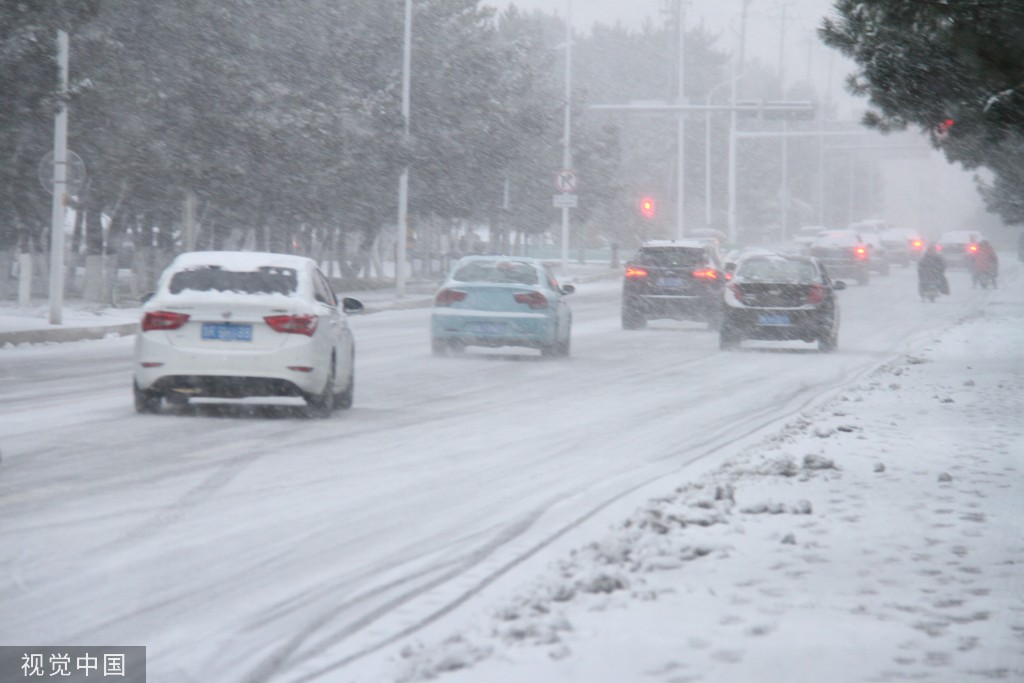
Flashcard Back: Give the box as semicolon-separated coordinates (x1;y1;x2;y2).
723;246;776;279
809;230;871;285
791;226;828;253
848;219;891;234
133;251;363;417
430;255;574;357
621;239;726;329
720;251;846;352
936;230;985;269
880;228;926;266
860;232;891;275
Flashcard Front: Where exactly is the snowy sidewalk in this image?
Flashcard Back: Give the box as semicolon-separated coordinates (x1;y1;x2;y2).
385;276;1024;682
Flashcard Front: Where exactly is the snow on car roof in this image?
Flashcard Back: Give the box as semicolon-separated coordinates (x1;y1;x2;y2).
937;230;983;243
169;251;316;271
642;239;708;248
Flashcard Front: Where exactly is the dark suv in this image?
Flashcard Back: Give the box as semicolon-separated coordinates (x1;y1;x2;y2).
621;240;725;330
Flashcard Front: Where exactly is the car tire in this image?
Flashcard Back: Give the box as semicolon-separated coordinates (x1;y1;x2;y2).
621;306;646;330
719;324;740;350
133;382;162;414
305;362;335;418
431;338;451;356
334;352;355;410
818;327;838;353
544;333;571;358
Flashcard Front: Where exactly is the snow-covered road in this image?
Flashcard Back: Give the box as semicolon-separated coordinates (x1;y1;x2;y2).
0;263;1017;682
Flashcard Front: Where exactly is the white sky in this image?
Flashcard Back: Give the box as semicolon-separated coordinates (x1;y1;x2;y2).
489;0;858;116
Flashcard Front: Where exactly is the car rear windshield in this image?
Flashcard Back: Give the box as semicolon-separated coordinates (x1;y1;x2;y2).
452;261;539;285
168;266;299;295
634;248;705;268
814;233;858;247
737;257;818;283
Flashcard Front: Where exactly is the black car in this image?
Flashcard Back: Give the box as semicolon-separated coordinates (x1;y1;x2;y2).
720;252;846;352
621;240;726;330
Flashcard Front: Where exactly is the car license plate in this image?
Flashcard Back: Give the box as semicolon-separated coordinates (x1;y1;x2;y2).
757;313;790;326
471;322;506;336
201;322;253;341
657;277;685;287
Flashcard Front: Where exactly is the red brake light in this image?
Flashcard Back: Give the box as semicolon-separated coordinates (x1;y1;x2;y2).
807;284;826;305
435;288;467;306
624;266;649;279
935;244;943;251
967;243;979;253
854;246;868;260
264;314;318;336
513;291;548;309
911;240;923;249
692;268;719;280
142;311;190;331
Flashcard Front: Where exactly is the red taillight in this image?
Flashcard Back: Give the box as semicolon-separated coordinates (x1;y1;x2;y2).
264;314;318;336
935;244;943;252
911;240;924;250
513;291;548;309
967;243;979;253
435;288;467;306
141;311;190;331
807;284;826;304
692;268;719;280
728;283;743;302
854;246;868;260
624;266;649;279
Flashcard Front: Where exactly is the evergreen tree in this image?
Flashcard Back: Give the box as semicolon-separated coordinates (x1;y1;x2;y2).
821;0;1024;224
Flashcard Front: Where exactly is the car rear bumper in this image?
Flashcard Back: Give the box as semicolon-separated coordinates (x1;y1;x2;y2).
623;293;717;321
133;333;327;395
431;310;556;348
723;308;831;341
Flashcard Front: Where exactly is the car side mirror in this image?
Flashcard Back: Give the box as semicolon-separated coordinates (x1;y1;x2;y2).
560;284;576;295
342;297;364;314
832;280;847;291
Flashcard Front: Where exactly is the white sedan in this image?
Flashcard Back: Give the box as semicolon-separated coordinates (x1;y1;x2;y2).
132;251;362;417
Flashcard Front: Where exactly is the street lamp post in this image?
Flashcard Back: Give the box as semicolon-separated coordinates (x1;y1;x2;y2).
48;29;70;325
560;0;573;271
396;0;412;298
674;0;686;240
727;0;753;245
705;74;742;227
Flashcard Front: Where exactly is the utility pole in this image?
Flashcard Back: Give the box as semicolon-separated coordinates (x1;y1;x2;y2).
727;0;753;244
674;0;687;239
48;30;70;325
560;0;573;271
396;0;412;298
773;1;795;242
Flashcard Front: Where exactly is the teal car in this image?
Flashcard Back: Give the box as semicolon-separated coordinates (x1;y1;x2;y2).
430;256;575;357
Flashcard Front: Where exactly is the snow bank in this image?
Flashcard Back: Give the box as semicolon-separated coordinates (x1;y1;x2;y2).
387;294;1024;683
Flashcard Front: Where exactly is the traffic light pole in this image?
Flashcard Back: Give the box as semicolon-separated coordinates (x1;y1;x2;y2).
675;0;686;240
560;0;573;271
48;30;69;325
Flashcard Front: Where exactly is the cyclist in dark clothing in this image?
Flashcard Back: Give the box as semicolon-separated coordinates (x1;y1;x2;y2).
918;244;947;301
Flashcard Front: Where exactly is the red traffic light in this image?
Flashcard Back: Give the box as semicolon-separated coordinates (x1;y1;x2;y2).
638;196;656;219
